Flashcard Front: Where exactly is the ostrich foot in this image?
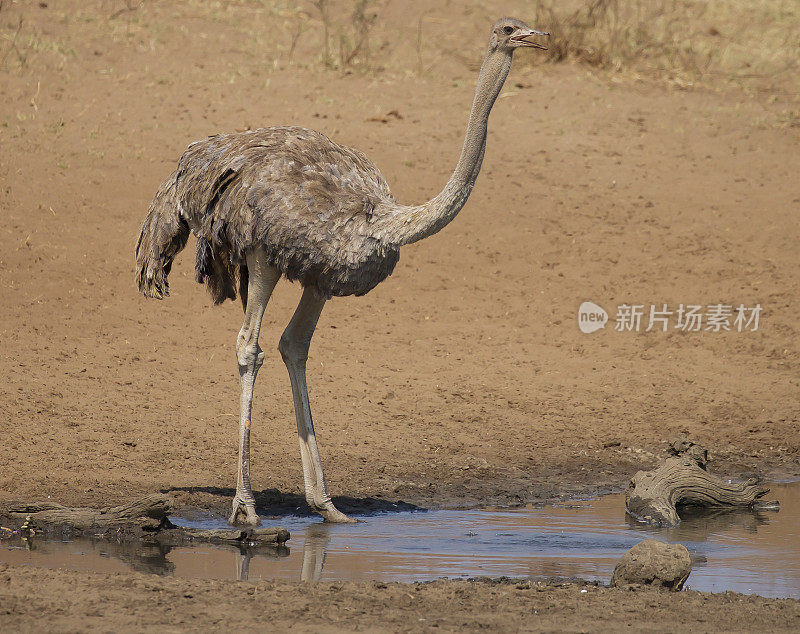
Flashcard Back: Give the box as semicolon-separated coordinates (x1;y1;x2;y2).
228;497;261;526
314;502;357;524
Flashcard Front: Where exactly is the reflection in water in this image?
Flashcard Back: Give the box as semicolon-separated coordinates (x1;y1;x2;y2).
0;526;327;583
236;549;250;581
1;482;798;598
300;524;333;582
229;524;332;582
9;538;178;576
626;506;774;542
116;540;177;576
225;525;332;582
0;534;290;580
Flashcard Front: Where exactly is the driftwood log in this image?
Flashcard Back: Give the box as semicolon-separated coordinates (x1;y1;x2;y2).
2;494;290;547
175;526;290;547
625;437;778;527
6;494;171;531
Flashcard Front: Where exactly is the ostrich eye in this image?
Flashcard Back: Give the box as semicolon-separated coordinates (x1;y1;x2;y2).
503;26;514;35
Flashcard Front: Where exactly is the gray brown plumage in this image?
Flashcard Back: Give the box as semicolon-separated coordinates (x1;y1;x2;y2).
134;19;548;526
137;127;401;303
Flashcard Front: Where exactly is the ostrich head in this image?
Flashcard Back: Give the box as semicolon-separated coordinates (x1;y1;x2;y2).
490;18;549;53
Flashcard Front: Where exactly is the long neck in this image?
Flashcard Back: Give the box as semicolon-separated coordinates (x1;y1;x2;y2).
382;46;513;246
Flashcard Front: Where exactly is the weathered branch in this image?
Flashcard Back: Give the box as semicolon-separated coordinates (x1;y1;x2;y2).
178;526;290;547
625;437;777;527
7;494;171;530
3;494;290;547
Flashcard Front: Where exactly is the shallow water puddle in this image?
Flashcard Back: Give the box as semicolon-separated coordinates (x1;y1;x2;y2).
2;483;798;597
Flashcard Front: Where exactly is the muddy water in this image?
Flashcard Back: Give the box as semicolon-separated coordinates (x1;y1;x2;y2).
1;483;798;598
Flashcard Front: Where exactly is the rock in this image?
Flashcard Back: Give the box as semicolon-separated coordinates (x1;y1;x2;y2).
610;539;691;591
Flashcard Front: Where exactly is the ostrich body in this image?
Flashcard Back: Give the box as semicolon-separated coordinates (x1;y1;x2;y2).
136;18;547;525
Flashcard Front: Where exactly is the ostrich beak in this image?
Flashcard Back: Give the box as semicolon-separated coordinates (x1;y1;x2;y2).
512;29;549;50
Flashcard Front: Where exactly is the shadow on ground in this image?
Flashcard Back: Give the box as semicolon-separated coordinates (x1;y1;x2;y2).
162;486;423;518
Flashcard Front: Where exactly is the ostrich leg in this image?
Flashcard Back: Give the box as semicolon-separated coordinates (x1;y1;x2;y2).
229;249;280;526
279;286;354;523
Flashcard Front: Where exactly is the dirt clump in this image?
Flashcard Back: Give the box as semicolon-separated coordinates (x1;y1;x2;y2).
611;539;692;591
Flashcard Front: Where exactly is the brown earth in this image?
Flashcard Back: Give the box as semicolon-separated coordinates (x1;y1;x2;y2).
0;0;799;630
3;565;800;633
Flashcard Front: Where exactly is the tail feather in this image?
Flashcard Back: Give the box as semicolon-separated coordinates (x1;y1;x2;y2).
194;236;240;305
135;176;190;299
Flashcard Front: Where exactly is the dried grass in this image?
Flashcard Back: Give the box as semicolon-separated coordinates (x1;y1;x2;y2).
525;0;800;89
312;0;378;70
1;0;797;91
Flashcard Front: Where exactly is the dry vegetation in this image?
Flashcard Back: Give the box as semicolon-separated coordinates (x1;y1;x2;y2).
1;0;797;93
527;0;800;89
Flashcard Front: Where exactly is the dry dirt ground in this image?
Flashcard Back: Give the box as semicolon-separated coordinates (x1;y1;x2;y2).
1;0;799;630
3;565;800;633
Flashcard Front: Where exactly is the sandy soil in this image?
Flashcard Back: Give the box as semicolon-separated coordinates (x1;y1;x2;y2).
0;0;799;629
3;565;800;633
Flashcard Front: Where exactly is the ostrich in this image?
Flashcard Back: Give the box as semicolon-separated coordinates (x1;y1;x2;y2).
135;18;548;525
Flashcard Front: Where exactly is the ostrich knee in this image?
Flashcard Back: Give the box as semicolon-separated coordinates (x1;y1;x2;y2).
237;332;265;376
